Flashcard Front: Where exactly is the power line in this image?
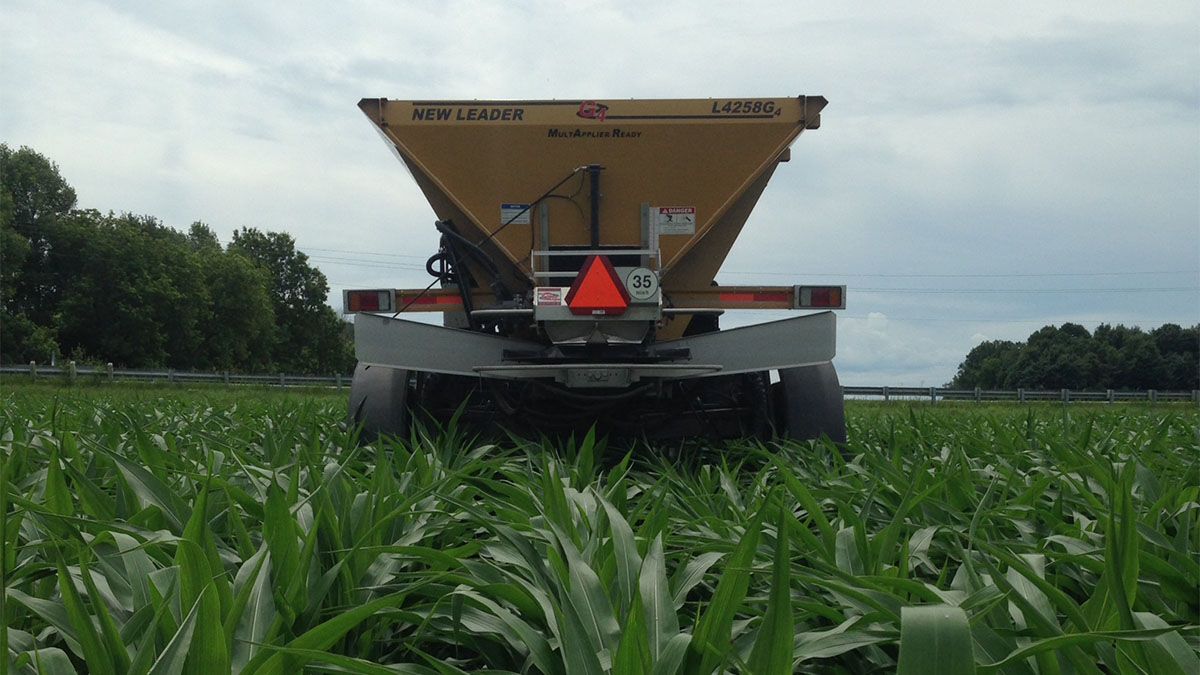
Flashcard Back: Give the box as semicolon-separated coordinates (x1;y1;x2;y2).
721;270;1199;279
855;287;1199;294
842;315;1196;324
305;246;1198;296
297;245;1198;280
305;250;1198;281
307;255;426;271
302;246;428;260
310;256;1200;289
728;313;1197;325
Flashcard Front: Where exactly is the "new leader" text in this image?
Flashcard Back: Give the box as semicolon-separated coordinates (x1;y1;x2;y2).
411;107;525;121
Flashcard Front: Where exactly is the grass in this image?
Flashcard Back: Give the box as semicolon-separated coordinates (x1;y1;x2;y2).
1;383;1197;673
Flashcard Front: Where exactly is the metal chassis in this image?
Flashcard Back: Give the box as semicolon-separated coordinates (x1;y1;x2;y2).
353;311;836;387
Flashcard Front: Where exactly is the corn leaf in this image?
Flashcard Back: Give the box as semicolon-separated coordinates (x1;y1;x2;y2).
683;496;767;675
897;605;976;675
746;508;794;675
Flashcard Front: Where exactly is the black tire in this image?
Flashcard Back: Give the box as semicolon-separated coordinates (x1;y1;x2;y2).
347;364;411;444
774;362;847;446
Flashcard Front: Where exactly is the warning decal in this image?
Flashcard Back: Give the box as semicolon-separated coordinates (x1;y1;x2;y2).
652;206;696;235
500;203;531;226
534;287;565;306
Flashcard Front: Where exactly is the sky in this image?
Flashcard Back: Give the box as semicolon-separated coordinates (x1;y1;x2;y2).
2;0;1197;385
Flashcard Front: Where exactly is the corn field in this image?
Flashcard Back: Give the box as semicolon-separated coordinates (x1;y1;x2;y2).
1;384;1197;674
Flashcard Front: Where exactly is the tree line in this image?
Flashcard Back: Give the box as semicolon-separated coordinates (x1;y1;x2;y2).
1;144;355;374
952;322;1198;391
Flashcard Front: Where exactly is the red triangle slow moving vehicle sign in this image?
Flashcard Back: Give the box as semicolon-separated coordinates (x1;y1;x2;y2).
565;255;630;316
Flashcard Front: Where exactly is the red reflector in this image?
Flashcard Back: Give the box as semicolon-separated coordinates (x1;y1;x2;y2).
403;294;461;306
348;291;381;312
717;291;791;304
565;255;630;316
798;286;844;309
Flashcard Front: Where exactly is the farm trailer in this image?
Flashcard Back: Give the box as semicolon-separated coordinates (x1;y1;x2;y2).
344;97;847;442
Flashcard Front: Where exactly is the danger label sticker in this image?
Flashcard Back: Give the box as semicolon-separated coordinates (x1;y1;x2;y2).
534;287;565;306
652;206;696;235
501;203;531;226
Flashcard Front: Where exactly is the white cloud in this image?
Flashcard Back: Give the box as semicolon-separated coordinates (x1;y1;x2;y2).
2;0;1196;382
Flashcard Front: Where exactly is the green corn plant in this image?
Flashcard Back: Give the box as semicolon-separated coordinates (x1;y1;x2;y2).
1;386;1197;674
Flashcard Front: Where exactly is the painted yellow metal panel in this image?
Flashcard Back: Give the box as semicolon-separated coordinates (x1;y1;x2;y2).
359;97;824;290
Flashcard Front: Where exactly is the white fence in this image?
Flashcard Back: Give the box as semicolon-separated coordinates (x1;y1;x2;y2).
0;363;348;388
1;363;1197;403
841;385;1198;404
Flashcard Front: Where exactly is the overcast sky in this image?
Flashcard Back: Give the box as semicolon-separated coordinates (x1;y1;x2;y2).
2;1;1197;385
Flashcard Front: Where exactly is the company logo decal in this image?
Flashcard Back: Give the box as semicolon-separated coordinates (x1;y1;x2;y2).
576;101;609;121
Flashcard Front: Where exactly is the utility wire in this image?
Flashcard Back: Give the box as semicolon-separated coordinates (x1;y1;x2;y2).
314;255;1199;286
307;255;426;271
302;246;1197;280
855;287;1199;294
721;269;1200;279
303;246;428;260
727;312;1197;325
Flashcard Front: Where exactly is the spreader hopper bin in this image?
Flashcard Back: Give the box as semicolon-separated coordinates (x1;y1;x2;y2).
358;96;826;292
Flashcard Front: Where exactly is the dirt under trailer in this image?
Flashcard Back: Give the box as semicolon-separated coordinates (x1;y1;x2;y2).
343;96;847;444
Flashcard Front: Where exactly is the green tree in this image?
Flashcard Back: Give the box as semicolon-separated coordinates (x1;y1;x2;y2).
952;322;1197;391
0;210;30;305
1149;323;1199;389
951;339;1021;388
229;227;353;373
182;221;277;370
1;144;354;372
1006;323;1099;389
1094;324;1167;390
0;311;57;363
198;250;276;371
0;144;76;361
0;213;54;362
187;221;223;253
51;211;209;367
0;145;76;231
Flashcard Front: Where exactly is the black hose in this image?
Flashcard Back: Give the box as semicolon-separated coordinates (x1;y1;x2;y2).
408;167;592;320
425;250;453;282
442;234;476;327
435;220;511;303
435;221;502;278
